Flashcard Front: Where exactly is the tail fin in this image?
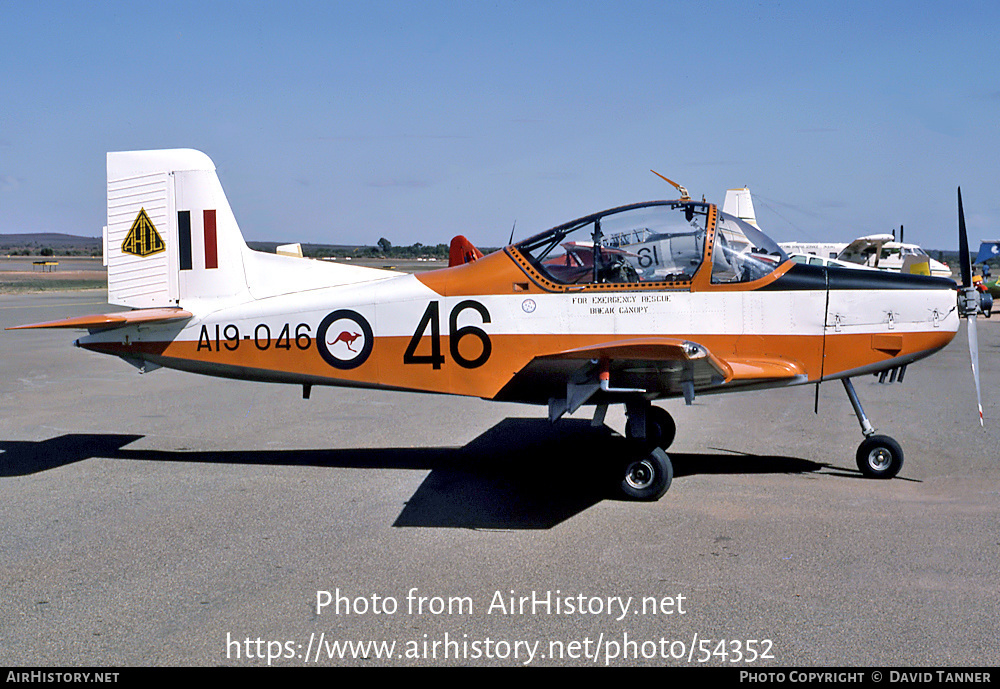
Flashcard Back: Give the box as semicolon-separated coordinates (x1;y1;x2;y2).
902;254;931;276
722;187;759;229
975;241;1000;265
107;149;394;310
448;235;484;267
107;149;250;308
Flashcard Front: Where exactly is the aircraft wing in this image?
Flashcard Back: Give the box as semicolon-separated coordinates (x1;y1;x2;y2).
837;233;894;263
498;337;806;406
7;308;193;332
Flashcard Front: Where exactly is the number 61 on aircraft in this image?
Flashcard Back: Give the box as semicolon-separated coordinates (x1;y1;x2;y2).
11;150;987;500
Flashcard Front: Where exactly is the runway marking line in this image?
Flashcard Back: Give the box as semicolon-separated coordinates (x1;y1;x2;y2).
0;301;109;310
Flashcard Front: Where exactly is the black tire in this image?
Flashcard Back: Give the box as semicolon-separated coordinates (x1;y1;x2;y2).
856;435;904;479
620;448;672;501
625;406;677;450
647;406;677;450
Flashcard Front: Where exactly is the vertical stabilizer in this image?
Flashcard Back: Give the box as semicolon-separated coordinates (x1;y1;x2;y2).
107;149;250;308
722;187;759;229
974;241;1000;265
449;235;484;266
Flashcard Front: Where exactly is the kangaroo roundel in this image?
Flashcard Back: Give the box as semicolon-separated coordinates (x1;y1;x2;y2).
317;310;374;370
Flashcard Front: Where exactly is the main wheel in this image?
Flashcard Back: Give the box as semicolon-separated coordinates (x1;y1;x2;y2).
647;407;676;449
856;435;904;479
625;406;677;450
620;448;673;501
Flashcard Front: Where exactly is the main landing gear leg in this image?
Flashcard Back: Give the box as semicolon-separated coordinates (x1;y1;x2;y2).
625;400;676;450
618;400;676;501
841;378;904;479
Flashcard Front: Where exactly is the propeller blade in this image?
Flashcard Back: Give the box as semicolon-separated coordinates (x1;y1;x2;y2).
959;187;972;288
968;315;984;426
958;187;984;425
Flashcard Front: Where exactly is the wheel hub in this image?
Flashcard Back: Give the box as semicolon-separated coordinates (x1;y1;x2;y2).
625;460;655;490
867;448;892;470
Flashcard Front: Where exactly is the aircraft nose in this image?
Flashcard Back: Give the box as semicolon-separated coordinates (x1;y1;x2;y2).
823;268;960;373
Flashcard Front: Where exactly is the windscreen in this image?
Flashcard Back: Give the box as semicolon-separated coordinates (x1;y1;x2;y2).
711;212;788;283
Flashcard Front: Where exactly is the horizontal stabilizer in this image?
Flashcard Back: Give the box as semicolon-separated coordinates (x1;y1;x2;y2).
7;308;192;332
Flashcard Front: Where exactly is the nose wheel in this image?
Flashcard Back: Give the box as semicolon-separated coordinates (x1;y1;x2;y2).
856;435;904;479
842;378;905;479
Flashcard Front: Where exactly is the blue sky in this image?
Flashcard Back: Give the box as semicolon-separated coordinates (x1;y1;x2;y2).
2;1;999;250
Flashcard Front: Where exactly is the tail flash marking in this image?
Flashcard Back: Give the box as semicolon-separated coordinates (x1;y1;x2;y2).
178;209;219;271
204;209;218;269
178;211;193;270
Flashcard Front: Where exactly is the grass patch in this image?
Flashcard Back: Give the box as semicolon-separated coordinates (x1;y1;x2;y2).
0;272;107;294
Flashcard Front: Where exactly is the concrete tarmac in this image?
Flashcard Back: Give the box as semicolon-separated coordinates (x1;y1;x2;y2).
1;290;998;667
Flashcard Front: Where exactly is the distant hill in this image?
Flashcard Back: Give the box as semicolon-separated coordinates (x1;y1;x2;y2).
0;233;396;259
0;233;101;256
0;233;101;248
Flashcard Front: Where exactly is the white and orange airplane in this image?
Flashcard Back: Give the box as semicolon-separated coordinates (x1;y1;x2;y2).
9;150;986;500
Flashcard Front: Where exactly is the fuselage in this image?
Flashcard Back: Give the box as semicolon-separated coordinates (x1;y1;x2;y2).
79;201;960;406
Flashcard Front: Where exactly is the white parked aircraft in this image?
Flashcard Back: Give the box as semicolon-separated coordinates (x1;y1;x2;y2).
721;188;952;279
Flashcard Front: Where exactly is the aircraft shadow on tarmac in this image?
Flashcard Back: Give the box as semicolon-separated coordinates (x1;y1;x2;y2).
0;419;831;529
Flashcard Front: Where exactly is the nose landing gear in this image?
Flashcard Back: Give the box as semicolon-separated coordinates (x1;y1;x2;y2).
842;378;904;479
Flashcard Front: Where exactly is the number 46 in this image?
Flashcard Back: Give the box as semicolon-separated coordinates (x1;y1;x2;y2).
403;300;492;369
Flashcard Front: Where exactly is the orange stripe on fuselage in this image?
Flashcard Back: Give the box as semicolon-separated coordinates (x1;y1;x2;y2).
821;330;954;378
83;327;953;402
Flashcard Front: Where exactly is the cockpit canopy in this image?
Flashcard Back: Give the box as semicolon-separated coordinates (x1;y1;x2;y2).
514;201;787;287
711;207;788;283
